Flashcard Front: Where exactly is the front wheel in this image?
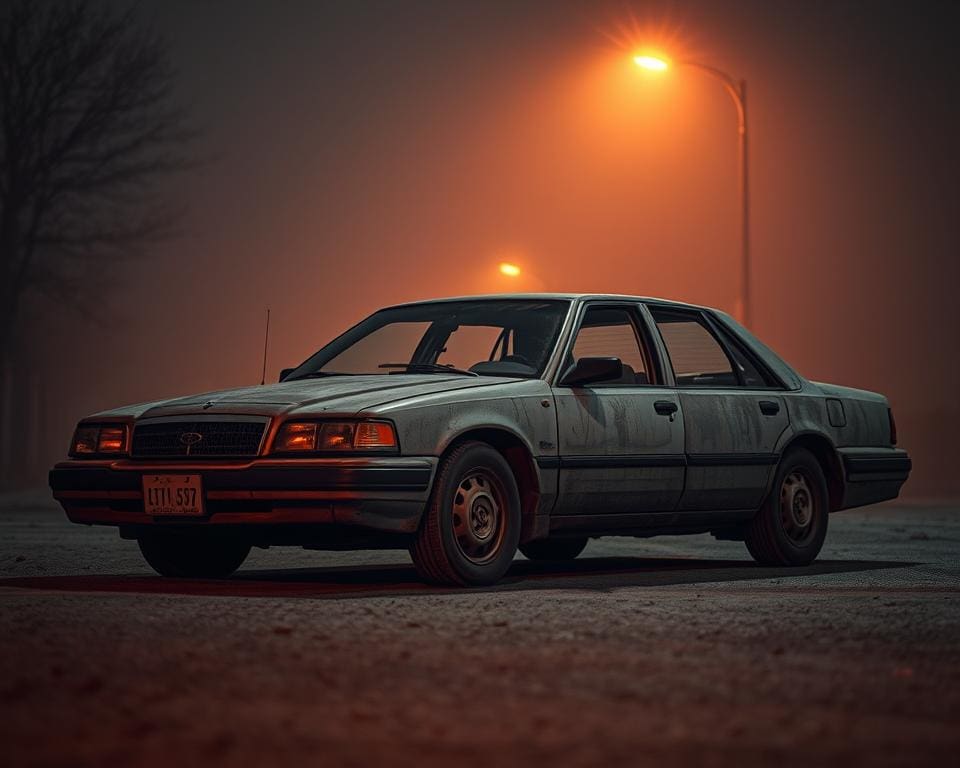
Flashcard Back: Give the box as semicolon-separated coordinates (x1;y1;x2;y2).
138;531;250;578
745;448;829;566
410;441;521;586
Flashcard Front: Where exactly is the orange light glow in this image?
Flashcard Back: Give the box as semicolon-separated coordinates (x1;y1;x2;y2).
319;423;354;450
274;422;318;452
633;54;669;71
96;425;126;453
499;262;521;277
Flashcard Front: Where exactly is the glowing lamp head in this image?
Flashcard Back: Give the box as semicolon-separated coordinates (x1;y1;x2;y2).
499;262;521;277
633;54;669;72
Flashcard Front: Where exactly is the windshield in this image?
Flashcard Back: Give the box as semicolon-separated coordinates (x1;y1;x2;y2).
286;299;570;379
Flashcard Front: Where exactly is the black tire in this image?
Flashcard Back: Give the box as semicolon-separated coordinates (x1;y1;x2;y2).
745;447;829;566
138;530;250;578
520;537;588;561
410;441;521;586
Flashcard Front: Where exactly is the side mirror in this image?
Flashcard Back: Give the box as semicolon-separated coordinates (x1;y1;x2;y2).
279;367;295;382
560;357;623;387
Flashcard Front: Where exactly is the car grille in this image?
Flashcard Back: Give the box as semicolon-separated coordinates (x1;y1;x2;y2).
131;420;267;459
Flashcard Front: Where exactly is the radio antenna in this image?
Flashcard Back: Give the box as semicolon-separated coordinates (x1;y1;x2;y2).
260;308;271;385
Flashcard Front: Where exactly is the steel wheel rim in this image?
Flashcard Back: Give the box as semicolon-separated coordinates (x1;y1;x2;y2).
451;468;507;565
780;469;817;546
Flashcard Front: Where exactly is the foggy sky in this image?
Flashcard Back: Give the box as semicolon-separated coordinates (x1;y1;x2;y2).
26;0;960;495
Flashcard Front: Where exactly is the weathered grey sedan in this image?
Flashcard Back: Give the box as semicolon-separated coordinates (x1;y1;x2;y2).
50;295;911;585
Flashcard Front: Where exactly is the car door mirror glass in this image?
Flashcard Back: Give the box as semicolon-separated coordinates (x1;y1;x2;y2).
560;357;623;387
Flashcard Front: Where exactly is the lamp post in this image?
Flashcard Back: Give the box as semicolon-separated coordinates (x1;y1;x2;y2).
634;55;751;328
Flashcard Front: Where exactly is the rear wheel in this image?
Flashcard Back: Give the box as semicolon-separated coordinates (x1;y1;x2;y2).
410;441;521;586
520;537;588;561
138;531;250;578
745;448;829;566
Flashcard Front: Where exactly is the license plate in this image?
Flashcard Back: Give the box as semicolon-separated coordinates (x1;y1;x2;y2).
142;474;204;516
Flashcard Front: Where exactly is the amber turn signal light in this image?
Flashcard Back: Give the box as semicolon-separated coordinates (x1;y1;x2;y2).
354;421;397;448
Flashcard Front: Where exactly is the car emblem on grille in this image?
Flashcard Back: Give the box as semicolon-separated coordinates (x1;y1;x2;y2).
179;432;203;446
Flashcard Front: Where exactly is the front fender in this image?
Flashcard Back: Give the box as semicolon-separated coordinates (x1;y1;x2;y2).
364;381;557;459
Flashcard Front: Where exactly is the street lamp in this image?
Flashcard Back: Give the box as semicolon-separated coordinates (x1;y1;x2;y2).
634;53;751;328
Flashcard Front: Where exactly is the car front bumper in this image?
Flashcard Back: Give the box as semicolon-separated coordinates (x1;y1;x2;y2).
49;456;438;534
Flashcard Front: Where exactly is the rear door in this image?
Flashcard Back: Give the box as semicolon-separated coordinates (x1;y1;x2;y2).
552;302;684;516
646;305;789;511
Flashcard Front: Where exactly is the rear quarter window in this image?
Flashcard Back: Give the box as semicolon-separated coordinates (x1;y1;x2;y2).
650;309;737;386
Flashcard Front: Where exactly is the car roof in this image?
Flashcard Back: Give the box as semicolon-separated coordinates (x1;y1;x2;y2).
385;293;713;312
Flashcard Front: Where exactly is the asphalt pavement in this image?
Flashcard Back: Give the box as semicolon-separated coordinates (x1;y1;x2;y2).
1;490;957;767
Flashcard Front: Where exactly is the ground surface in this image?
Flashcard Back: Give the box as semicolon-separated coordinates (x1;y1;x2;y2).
0;492;958;768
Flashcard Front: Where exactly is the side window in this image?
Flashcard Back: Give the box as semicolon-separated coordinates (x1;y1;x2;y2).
649;308;738;387
570;307;650;386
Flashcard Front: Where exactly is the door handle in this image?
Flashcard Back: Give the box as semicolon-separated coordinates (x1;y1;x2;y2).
654;400;678;416
759;400;780;416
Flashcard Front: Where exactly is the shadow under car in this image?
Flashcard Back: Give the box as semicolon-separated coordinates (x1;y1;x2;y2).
0;556;915;600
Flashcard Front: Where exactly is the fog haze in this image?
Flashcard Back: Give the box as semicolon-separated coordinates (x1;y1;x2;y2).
11;0;959;496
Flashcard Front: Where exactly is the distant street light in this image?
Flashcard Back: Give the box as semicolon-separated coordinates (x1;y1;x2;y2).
499;262;522;277
633;55;668;72
633;52;752;328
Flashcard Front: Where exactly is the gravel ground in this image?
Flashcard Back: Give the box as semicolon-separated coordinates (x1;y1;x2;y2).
1;490;958;768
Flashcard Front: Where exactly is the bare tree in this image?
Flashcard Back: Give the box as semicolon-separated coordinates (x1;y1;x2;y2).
0;0;191;363
0;0;192;486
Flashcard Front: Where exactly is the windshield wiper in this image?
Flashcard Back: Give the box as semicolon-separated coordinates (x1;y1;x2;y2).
286;371;354;380
378;363;479;377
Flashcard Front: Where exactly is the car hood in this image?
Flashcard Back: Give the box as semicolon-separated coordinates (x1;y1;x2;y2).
92;374;525;421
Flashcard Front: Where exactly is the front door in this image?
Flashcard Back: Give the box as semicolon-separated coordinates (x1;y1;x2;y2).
552;304;685;516
647;306;789;511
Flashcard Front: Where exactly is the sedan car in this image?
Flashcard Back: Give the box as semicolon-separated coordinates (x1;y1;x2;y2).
50;294;911;585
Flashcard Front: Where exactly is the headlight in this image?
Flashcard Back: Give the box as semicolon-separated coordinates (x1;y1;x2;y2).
272;420;398;453
70;423;128;457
